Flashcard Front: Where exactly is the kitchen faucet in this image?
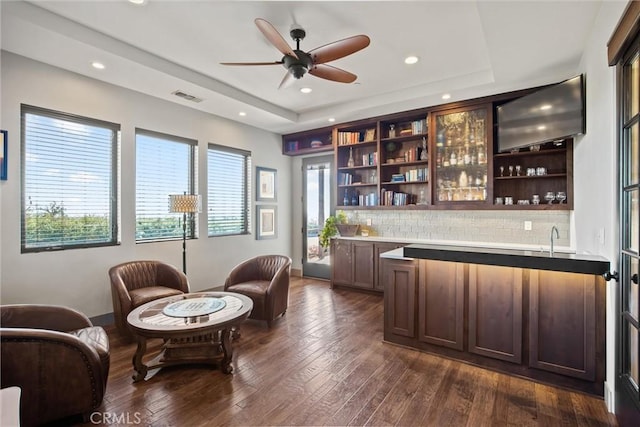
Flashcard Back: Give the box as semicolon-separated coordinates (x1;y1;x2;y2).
550;225;559;256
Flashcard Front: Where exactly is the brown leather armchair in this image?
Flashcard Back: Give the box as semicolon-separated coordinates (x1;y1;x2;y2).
109;260;190;339
0;304;110;427
224;255;292;327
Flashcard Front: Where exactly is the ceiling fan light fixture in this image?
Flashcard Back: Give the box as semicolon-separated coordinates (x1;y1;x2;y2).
404;55;419;65
290;64;308;79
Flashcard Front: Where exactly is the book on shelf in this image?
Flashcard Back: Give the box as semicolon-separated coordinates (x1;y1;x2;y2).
337;131;363;145
411;119;427;135
361;152;378;166
404;167;428;182
338;172;353;185
380;189;412;206
358;192;379;206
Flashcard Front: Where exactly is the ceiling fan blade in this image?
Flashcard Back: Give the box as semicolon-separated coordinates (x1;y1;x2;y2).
309;64;357;83
220;61;283;66
278;72;296;90
308;35;370;65
255;18;299;60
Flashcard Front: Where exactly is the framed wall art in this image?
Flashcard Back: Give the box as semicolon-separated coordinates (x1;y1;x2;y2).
256;205;277;240
256;166;277;201
1;130;7;180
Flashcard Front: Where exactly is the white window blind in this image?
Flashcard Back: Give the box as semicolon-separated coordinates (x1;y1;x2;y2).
21;105;119;252
208;144;251;236
136;129;197;242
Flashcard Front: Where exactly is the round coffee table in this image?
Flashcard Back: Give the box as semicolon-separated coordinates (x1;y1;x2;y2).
127;291;253;382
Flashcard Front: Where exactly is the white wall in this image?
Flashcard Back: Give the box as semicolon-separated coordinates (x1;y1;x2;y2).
575;0;629;411
0;52;292;317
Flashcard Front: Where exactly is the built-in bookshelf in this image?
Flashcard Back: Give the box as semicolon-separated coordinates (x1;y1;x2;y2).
282;87;574;210
282;126;333;156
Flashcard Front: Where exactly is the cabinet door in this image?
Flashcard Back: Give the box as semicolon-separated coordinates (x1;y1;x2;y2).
374;242;406;291
382;259;417;338
331;239;352;286
468;264;523;363
432;104;492;205
417;259;464;350
529;270;596;380
352;241;375;289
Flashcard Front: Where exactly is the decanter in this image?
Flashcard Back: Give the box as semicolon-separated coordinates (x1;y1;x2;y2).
420;137;428;160
347;147;355;167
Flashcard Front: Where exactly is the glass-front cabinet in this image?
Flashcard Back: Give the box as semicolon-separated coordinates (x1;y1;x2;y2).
432;104;492;204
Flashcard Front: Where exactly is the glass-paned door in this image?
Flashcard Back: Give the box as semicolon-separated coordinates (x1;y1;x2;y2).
617;34;640;426
302;155;333;279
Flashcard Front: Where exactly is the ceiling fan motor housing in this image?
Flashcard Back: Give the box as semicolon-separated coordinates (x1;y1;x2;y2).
283;50;313;79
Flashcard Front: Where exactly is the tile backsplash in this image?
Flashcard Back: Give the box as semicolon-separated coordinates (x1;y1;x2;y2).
343;210;571;248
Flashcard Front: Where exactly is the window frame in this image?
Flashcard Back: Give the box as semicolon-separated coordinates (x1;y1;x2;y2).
20;104;120;253
135;128;198;243
207;143;251;237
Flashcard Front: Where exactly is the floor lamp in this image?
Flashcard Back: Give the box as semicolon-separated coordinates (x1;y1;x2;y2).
168;194;201;274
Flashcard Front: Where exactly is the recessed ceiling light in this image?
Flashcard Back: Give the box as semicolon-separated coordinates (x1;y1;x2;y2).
540;104;552;110
91;61;105;70
404;56;419;65
537;125;547;130
239;112;247;117
300;87;312;94
128;0;147;5
442;93;451;100
328;118;336;123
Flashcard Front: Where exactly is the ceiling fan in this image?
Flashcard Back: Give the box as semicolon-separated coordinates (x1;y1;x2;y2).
221;18;370;89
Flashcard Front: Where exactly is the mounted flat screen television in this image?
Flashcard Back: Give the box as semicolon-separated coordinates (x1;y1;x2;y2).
497;75;585;152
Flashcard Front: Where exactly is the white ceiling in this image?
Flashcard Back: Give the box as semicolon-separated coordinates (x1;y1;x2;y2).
1;0;608;135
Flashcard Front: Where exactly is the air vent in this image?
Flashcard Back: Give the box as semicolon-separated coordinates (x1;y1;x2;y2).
172;90;204;103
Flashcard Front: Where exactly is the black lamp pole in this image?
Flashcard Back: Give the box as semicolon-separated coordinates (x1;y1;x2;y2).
181;211;187;274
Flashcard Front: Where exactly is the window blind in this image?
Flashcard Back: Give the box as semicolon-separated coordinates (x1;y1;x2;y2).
21;105;119;252
135;129;197;242
208;144;251;236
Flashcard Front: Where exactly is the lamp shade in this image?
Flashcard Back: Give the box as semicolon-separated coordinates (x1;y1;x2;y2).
168;194;201;213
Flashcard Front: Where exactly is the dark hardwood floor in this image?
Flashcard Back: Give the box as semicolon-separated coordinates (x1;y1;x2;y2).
74;277;616;426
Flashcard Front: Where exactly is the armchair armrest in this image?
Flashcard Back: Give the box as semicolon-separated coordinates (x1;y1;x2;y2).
0;304;92;332
156;263;190;292
265;260;292;296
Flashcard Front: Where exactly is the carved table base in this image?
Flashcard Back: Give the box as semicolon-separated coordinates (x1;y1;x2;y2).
132;328;235;382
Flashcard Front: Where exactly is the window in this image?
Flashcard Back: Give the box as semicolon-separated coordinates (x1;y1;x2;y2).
21;105;119;252
207;144;251;236
136;129;197;242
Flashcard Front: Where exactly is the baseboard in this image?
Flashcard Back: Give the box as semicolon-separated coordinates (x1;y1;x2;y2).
90;312;114;327
604;381;615;412
291;268;302;277
201;285;225;292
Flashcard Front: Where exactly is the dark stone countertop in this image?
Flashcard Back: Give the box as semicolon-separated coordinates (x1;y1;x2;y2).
402;243;610;275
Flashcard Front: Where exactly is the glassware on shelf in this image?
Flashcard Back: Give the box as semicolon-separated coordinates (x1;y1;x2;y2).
389;124;396;138
508;165;514;177
499;166;504;177
515;165;521;176
420;137;428;160
532;194;540;205
556;191;567;204
544;191;555;204
347;147;355;167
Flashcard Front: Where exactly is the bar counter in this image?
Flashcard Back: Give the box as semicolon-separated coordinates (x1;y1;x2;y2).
402;243;610;275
